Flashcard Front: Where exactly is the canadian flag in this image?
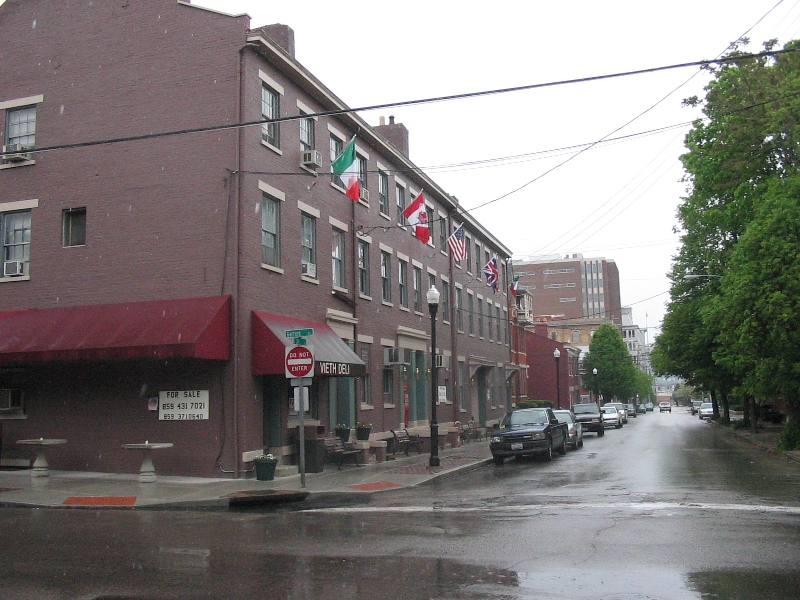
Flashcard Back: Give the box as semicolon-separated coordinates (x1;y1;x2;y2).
402;192;430;244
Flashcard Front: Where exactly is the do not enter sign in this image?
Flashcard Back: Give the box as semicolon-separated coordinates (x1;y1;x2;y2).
285;345;314;378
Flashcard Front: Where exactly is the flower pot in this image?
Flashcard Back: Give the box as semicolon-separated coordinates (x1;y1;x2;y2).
253;458;278;481
355;427;372;441
335;427;351;443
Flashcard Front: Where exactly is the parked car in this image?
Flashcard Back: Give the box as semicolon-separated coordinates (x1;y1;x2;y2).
490;407;569;464
659;401;672;413
691;400;703;415
553;409;583;450
602;406;622;428
699;402;714;420
572;403;605;437
645;402;654;411
605;402;628;424
636;404;647;414
625;403;637;418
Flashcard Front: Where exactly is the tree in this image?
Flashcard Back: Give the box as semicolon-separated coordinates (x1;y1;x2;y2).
582;324;638;402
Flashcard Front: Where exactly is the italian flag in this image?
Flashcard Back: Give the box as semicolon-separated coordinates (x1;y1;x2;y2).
402;192;430;244
332;137;360;201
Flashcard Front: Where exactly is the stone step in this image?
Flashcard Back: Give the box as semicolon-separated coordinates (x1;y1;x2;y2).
275;464;299;478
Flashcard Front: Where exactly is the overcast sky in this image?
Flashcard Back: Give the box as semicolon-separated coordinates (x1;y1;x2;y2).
191;0;797;340
8;0;797;339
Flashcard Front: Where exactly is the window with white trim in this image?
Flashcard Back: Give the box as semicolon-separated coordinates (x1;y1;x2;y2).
261;194;280;267
357;154;368;199
456;287;463;331
398;259;408;308
300;113;315;151
332;227;346;288
62;207;86;248
358;239;370;296
395;184;405;226
330;135;343;186
300;212;316;276
378;170;389;214
5;106;36;148
2;210;31;277
261;84;280;148
441;279;450;323
381;251;391;302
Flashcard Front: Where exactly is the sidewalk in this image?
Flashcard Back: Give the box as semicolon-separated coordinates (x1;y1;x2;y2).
0;442;493;510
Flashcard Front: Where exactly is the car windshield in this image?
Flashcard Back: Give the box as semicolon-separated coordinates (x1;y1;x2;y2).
603;407;617;414
700;403;712;409
503;409;548;426
572;405;597;414
553;411;573;424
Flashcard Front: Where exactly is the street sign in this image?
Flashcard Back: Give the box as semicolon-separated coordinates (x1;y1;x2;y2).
285;345;314;378
285;328;314;339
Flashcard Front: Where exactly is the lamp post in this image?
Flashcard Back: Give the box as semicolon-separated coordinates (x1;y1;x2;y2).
427;285;441;467
553;347;561;410
592;367;598;404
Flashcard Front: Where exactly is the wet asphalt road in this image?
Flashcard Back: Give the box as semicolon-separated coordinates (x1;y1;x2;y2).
2;410;800;599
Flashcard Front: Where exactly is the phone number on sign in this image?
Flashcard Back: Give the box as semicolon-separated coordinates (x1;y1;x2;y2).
162;413;206;420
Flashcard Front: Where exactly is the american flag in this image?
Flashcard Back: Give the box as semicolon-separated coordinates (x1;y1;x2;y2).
483;257;499;294
447;225;467;261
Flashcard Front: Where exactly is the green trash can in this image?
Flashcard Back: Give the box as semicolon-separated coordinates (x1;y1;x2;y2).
254;457;278;481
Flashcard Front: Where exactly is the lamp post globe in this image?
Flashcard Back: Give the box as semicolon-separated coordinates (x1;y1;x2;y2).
427;285;441;467
592;368;598;404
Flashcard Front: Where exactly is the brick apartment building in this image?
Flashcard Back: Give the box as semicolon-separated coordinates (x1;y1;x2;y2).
0;0;517;477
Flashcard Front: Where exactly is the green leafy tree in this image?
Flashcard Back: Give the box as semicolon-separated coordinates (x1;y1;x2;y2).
582;324;638;402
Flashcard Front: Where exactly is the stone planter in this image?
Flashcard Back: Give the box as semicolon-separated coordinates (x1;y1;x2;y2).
335;427;351;444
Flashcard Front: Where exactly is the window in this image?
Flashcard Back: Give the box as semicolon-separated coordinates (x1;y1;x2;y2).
468;294;475;335
261;84;280;148
413;266;422;312
357;154;368;199
441;280;450;323
261;195;280;267
382;368;394;400
5;106;36;148
465;238;472;272
496;305;502;342
300;212;316;276
378;170;389;214
439;217;447;251
487;300;493;341
330;135;343;186
0;388;24;416
332;227;346;288
381;251;391;302
396;184;405;226
478;299;483;337
360;347;372;406
62;207;86;248
458;363;466;410
2;210;31;276
475;242;481;276
299;113;315;151
456;287;463;331
358;239;370;296
398;259;408;308
426;207;434;246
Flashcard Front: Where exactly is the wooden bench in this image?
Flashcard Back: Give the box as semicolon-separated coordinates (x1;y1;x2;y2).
324;437;361;469
392;429;423;455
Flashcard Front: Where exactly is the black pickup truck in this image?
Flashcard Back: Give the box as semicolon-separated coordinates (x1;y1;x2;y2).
572;403;605;436
489;407;569;465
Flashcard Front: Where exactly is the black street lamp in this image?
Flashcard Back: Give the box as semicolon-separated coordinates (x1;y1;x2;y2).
427;285;441;467
592;367;598;404
553;347;561;409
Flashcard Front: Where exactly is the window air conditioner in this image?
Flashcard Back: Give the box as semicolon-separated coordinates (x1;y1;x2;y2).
3;261;24;277
434;354;449;369
301;150;322;169
2;144;32;162
301;262;317;278
359;188;370;202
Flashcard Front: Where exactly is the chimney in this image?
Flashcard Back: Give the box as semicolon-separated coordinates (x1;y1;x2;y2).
374;115;410;158
258;24;295;58
535;323;549;337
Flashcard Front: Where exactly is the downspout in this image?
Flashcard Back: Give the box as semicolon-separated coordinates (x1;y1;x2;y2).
447;209;458;424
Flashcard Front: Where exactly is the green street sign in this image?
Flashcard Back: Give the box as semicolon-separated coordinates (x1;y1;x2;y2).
285;328;314;339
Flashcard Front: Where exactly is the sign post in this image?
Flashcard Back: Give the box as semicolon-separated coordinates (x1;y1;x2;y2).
285;329;314;487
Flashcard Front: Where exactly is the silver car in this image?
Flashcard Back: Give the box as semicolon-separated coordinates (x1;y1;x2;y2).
602;406;622;429
699;402;714;420
605;402;628;424
553;409;583;449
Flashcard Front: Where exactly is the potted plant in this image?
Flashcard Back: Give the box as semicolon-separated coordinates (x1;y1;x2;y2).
334;424;351;444
253;453;278;481
355;422;372;441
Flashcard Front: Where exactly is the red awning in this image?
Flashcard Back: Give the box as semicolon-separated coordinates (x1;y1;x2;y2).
0;296;231;364
252;311;365;377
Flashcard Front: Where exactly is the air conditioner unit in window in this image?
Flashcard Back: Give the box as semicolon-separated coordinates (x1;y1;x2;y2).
359;188;369;202
301;150;322;169
384;348;412;366
2;144;32;162
301;262;317;278
434;354;449;369
3;261;24;277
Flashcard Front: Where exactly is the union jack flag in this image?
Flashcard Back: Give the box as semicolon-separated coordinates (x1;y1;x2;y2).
483;256;499;295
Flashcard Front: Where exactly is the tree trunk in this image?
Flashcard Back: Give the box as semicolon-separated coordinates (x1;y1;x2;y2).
710;390;720;421
719;391;730;424
742;396;751;427
749;396;759;433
